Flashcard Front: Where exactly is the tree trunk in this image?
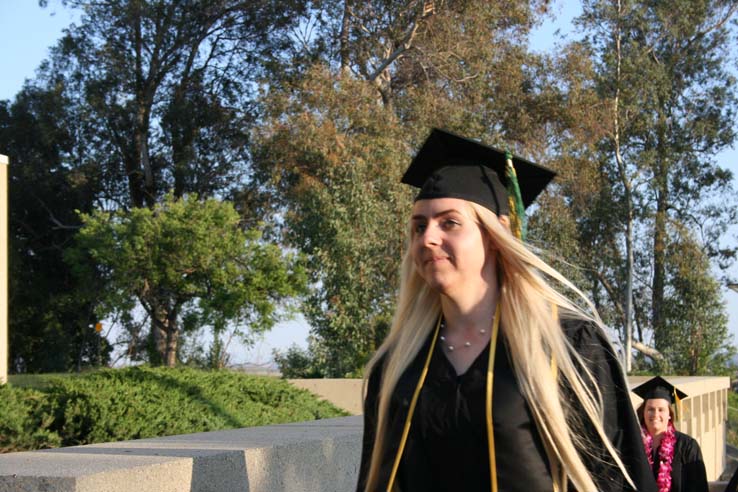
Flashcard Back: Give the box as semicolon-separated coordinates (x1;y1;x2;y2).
150;303;168;366
652;142;668;352
612;0;634;372
624;210;634;372
165;323;178;367
339;0;351;75
132;3;155;208
164;305;179;368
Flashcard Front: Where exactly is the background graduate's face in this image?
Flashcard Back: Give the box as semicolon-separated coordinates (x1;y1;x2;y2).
410;198;495;298
644;398;671;436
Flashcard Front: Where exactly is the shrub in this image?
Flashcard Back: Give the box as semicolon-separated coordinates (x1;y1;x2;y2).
1;367;347;452
0;384;61;452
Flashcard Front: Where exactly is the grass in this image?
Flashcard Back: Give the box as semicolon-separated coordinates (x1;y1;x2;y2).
7;372;78;389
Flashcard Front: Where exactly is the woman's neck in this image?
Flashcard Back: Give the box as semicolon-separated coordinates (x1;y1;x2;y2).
652;432;664;449
440;282;499;335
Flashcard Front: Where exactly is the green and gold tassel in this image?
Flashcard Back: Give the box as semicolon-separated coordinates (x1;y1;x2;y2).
505;150;526;241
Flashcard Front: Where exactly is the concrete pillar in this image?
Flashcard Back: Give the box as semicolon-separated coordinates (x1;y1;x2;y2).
0;154;7;384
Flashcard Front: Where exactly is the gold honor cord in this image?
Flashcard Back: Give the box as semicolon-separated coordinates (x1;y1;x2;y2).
383;304;562;492
485;303;502;492
385;308;502;492
550;303;558;379
385;315;443;492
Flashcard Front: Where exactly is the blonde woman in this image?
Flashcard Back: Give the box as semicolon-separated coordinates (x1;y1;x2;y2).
356;129;657;492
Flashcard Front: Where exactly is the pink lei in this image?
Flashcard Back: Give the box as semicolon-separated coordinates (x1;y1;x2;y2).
641;422;676;492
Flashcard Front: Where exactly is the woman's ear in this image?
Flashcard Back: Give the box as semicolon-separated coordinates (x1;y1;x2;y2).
498;215;511;232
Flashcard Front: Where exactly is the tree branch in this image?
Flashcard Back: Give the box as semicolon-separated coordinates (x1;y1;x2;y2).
633;341;663;361
365;2;435;82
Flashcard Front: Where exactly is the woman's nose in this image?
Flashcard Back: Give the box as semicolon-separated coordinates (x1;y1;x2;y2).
421;225;441;246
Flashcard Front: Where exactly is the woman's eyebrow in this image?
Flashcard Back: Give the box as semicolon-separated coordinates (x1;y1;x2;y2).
411;209;463;221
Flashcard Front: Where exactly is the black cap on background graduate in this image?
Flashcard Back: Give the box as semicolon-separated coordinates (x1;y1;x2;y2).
401;128;556;239
632;376;687;404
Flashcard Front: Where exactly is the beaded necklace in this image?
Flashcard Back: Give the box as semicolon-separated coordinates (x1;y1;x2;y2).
438;318;487;351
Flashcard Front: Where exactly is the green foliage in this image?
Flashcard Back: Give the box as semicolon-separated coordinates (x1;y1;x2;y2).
0;367;346;453
8;0;736;380
657;228;735;375
0;385;61;452
273;344;325;379
252;67;413;376
728;390;738;447
42;0;306;208
7;373;78;389
7;0;308;372
537;0;738;374
0;87;107;373
65;193;307;366
251;0;562;376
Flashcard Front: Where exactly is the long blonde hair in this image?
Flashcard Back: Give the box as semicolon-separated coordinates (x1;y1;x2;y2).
362;201;634;492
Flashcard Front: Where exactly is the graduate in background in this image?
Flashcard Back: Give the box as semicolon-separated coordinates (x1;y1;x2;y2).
633;377;708;492
356;128;657;492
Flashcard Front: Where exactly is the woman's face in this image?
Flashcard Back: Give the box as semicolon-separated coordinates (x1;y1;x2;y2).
410;198;495;298
644;398;671;436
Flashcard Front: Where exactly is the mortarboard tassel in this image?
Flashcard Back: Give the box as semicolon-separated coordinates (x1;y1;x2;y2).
505;150;526;240
673;388;681;422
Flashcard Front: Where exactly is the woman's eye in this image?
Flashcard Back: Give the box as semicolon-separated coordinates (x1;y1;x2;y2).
442;219;461;228
413;223;427;234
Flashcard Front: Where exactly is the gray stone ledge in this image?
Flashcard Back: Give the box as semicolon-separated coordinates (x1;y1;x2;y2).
0;416;363;492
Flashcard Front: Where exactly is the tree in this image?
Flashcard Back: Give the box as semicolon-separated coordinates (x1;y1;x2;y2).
252;67;413;376
659;226;734;375
43;0;305;207
65;193;307;367
249;0;573;376
10;0;307;368
552;0;738;371
0;85;108;372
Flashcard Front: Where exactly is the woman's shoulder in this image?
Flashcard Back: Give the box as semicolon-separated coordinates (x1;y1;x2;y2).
674;431;705;461
674;430;701;447
365;352;388;384
560;316;613;349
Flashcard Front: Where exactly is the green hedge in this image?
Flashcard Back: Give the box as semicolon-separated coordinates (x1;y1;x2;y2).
1;367;346;452
0;385;61;452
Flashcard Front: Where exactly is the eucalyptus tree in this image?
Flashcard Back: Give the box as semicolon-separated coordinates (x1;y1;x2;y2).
252;0;558;375
572;0;738;371
660;225;733;375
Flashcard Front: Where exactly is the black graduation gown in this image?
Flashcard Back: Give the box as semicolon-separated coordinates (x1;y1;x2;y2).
356;318;658;492
724;464;738;492
648;431;707;492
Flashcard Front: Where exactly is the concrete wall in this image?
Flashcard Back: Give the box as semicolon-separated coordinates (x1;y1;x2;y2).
288;379;363;415
0;417;363;492
0;376;730;491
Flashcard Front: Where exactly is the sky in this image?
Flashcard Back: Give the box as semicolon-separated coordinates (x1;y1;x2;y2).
1;0;737;366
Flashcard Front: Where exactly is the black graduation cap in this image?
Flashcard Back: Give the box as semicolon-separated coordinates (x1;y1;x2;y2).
632;376;688;404
401;128;556;215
